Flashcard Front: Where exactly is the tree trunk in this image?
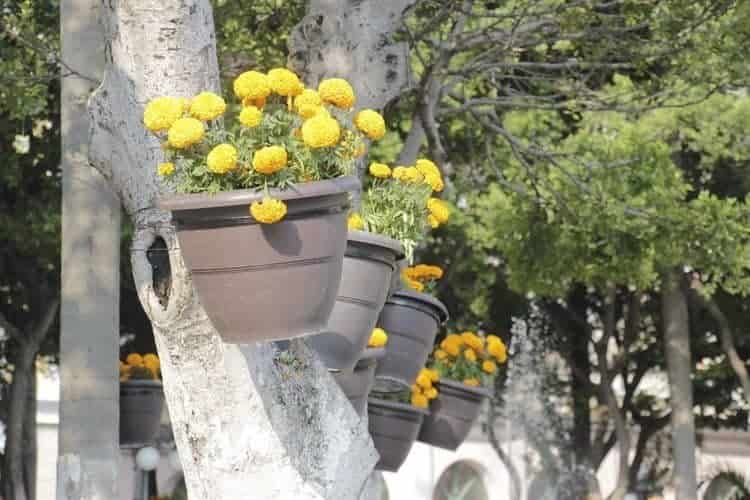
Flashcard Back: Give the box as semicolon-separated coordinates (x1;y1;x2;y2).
5;347;34;500
661;268;698;500
87;1;414;499
487;399;521;500
22;369;36;500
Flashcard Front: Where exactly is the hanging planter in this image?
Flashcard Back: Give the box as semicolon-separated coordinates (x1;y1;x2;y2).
373;290;448;392
332;347;385;416
160;176;359;343
308;230;402;370
120;380;164;448
368;397;429;472
417;379;491;450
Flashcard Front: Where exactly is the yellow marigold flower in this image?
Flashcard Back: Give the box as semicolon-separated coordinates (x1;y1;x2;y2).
423;172;445;192
488;337;508;363
318;78;355;109
404;276;424;292
461;332;484;353
416;371;433;390
411;392;429;409
425;387;439;400
400;167;423;183
428;214;440;229
482;360;497;374
252;145;288;175
348;213;365;231
239;106;263;127
426;368;439;382
411;264;443;280
167;118;204;149
416;158;440;176
207;144;238;174
242;96;266;109
427;197;450;224
295;89;323;119
143;353;159;366
157;162;175;177
463;378;480;387
464;348;477;362
369;162;391;179
234;70;271;100
268;68;303;97
411;384;421;394
301;114;341;149
354;109;386;140
126;353;143;366
250;197;287;224
189;91;226;121
368;327;388;348
443;342;460;357
391;166;408;180
143;97;184;132
434;349;448;361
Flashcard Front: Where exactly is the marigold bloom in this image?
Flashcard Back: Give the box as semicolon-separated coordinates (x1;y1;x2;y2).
416;371;433;390
250;197;287;224
425;387;439;400
301;114;341;148
369;162;391;178
482;360;497;374
234;70;271;100
411;392;429;408
348;213;365;230
126;353;143;366
464;348;477;362
423;172;444;192
354;109;386;140
268;68;303;96
294;89;323;118
189;91;226;121
207;144;238;174
167;118;204;149
427;197;450;224
143;97;184;132
252;145;288;175
239;106;263;127
428;214;440;229
434;349;448;361
368;327;388;348
318;78;355;109
488;337;508;363
157;162;175;177
426;368;439;382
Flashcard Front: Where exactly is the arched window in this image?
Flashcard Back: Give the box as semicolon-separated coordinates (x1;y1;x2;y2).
433;460;492;500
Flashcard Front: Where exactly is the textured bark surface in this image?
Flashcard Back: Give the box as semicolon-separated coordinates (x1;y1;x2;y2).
661;268;698;500
88;1;382;499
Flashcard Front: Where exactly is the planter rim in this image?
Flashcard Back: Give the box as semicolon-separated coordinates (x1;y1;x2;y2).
158;176;360;211
387;289;449;324
347;230;405;260
120;379;163;388
368;397;429;416
437;378;492;398
359;347;386;363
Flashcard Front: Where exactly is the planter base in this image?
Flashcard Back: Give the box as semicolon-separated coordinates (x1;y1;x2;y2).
120;380;164;448
368;398;428;472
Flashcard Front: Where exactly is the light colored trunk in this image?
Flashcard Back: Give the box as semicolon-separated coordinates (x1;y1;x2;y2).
58;1;120;498
86;1;419;498
661;268;698;500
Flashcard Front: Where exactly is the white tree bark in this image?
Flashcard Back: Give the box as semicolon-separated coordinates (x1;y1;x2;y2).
83;1;419;499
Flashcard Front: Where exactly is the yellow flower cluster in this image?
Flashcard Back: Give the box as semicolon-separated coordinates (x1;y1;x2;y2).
302;113;341;148
143;97;184;132
294;89;323;119
401;264;443;292
411;368;439;408
392;166;423;183
415;159;444;192
267;68;304;97
427;197;450;226
348;213;365;230
369;162;391;178
354;109;386;140
250;197;288;224
239;106;263;127
120;353;160;382
207;144;238;174
253;145;287;175
234;70;271;100
189;92;226;121
167;117;205;149
368;327;388;348
158;162;175;177
318;78;355;109
432;332;508;388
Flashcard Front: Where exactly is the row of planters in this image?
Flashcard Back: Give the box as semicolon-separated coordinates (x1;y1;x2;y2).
126;66;507;467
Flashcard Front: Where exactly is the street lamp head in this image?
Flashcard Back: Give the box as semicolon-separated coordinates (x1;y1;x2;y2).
135;446;160;471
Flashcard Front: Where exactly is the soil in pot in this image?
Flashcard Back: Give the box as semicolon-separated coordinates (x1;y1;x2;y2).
308;231;402;371
417;378;491;450
159;176;359;343
332;347;385;416
368;398;429;472
120;380;165;448
373;290;448;392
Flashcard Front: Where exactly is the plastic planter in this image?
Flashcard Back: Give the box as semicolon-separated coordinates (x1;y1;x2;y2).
120;380;164;448
373;290;449;392
332;347;385;416
417;379;491;450
368;398;428;472
159;176;359;343
308;231;402;370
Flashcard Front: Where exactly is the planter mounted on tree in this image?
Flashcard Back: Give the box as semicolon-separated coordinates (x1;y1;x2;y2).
120;380;165;448
368;397;428;472
308;231;403;370
160;176;359;343
417;378;491;450
373;290;448;392
333;347;385;416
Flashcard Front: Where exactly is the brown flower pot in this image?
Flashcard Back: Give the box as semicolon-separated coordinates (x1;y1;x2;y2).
332;347;385;416
308;231;403;370
120;380;164;448
373;290;448;392
417;379;491;450
368;398;428;472
159;176;360;343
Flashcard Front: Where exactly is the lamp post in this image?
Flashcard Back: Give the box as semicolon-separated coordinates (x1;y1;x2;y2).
135;446;160;500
